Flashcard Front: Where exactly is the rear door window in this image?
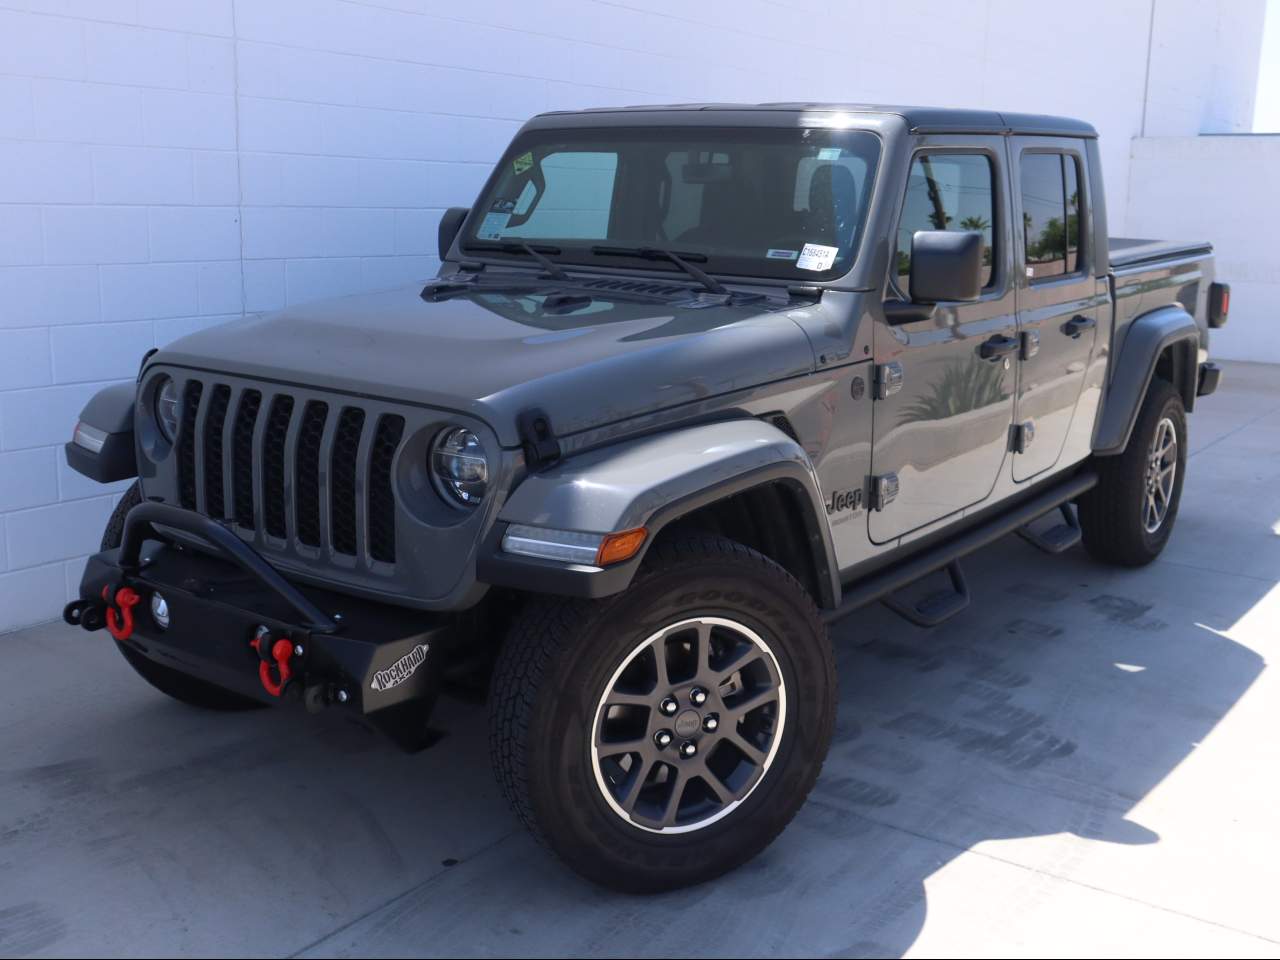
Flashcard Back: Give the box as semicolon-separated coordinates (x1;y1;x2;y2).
1020;152;1083;280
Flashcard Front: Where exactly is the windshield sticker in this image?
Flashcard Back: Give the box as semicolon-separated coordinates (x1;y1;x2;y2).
817;147;841;160
477;211;510;239
512;151;534;175
490;197;517;214
767;248;799;260
797;242;839;271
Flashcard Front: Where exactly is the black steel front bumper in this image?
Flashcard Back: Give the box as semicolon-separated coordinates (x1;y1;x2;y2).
68;503;453;740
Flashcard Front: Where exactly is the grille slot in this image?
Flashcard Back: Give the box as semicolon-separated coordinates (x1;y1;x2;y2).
295;401;328;548
331;408;366;557
231;389;262;528
368;415;404;564
203;385;231;519
262;395;295;539
182;378;405;567
177;380;203;510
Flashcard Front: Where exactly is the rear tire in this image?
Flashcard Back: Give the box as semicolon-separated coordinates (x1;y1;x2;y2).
1079;378;1187;566
101;483;265;712
489;533;836;892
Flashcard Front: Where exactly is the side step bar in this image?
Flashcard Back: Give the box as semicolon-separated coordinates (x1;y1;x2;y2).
823;471;1097;627
1017;502;1082;554
881;560;970;627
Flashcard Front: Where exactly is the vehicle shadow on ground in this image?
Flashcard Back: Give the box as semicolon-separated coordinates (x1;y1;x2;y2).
5;524;1266;959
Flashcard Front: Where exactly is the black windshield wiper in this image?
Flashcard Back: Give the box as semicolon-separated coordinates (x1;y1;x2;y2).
465;240;568;281
591;245;727;295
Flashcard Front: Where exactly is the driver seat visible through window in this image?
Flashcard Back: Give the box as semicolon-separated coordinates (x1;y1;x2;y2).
805;164;858;247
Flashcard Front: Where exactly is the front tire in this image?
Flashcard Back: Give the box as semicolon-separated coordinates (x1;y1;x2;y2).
1079;378;1187;566
101;483;264;711
489;534;836;892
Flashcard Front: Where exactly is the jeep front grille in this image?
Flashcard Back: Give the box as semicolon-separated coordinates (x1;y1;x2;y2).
175;378;405;566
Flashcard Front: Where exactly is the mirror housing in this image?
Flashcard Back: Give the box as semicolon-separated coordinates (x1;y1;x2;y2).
908;230;984;304
438;207;469;261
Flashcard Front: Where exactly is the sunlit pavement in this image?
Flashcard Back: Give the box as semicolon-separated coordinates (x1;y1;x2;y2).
2;361;1278;959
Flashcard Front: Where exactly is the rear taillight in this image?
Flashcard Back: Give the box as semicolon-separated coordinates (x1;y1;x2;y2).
1208;282;1230;328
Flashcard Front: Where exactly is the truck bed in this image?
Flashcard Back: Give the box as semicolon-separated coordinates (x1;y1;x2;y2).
1108;237;1213;270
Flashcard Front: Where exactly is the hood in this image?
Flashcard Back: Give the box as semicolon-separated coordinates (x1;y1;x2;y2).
154;283;817;446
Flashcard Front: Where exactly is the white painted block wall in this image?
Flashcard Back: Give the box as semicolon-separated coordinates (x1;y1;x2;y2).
1128;135;1280;364
0;0;1267;633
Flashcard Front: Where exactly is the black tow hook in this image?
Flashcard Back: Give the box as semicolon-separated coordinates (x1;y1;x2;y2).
63;599;107;632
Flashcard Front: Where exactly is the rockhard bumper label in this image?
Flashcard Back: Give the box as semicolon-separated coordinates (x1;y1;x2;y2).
370;643;430;692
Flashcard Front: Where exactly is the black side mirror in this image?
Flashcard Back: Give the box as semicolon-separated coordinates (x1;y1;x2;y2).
438;207;469;261
909;230;984;304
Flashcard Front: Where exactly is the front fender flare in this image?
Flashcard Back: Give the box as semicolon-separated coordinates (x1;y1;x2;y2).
64;381;138;483
478;419;840;607
1093;305;1200;456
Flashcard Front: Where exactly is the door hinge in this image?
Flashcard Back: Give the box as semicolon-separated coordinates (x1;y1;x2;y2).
870;472;899;511
1020;330;1040;360
1010;421;1035;453
875;361;904;399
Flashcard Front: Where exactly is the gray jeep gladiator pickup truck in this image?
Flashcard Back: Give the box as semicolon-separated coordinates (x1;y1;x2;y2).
63;103;1228;892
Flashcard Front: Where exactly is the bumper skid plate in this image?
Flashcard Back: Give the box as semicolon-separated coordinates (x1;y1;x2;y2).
67;503;453;745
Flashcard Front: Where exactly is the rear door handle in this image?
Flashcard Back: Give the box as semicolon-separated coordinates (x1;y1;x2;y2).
979;334;1019;360
1063;315;1096;339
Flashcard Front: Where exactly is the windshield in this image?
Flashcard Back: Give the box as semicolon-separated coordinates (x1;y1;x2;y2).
463;125;881;282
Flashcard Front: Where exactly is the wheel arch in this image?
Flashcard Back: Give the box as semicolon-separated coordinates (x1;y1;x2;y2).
1093;304;1200;456
478;419;841;609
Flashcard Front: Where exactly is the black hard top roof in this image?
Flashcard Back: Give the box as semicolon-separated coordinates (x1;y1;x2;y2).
532;102;1098;139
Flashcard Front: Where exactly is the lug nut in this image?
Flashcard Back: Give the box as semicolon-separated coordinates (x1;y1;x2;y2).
679;740;697;759
659;697;679;716
293;643;305;657
690;687;708;706
336;689;350;703
703;715;719;732
654;730;673;748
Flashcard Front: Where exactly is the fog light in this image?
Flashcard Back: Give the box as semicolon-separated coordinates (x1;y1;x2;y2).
150;592;170;630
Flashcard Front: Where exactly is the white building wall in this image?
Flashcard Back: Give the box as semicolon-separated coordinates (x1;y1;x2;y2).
0;0;1267;632
1128;134;1280;364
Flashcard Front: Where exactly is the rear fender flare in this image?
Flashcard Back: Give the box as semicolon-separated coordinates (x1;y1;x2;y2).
1093;305;1199;455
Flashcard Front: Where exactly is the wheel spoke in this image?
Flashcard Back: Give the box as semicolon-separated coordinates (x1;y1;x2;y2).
604;689;653;709
595;734;650;754
650;639;670;691
726;731;768;766
659;768;689;827
697;766;735;805
725;686;778;720
617;757;654;813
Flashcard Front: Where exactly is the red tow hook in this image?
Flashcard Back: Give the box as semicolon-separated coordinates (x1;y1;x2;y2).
250;627;294;697
101;585;142;641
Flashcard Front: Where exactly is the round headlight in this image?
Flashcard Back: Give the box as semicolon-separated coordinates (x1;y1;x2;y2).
430;428;489;507
154;376;180;443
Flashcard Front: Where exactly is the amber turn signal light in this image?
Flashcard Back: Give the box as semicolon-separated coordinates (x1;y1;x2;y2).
596;527;647;566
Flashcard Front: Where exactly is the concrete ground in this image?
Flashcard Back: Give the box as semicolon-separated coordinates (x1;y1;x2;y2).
2;361;1278;959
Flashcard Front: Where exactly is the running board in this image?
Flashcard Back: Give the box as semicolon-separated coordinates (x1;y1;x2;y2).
1017;502;1082;554
823;471;1097;627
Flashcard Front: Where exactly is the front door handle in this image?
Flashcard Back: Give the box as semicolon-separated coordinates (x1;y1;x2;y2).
1063;314;1096;339
979;334;1019;360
